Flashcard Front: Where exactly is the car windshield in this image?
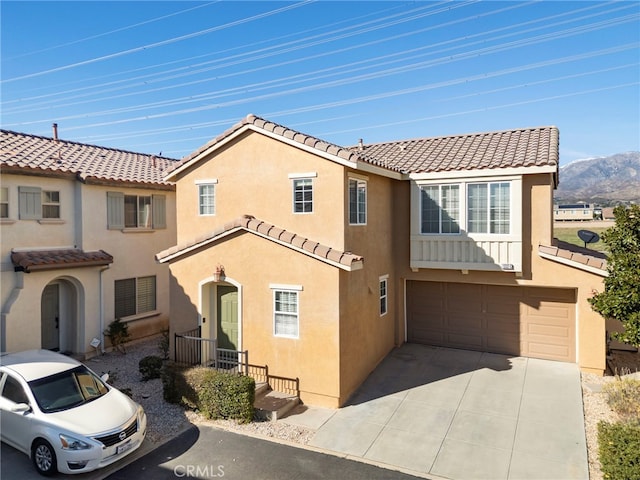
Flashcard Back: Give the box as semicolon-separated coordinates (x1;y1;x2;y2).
29;365;109;413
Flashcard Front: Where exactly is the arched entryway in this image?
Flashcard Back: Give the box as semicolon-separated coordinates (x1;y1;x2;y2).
41;278;81;353
200;276;242;363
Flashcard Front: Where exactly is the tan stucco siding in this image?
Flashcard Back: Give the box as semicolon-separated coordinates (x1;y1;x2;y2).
339;170;398;404
173;131;347;250
167;231;343;407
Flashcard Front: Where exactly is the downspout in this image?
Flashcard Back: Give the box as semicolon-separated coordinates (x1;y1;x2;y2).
99;265;110;354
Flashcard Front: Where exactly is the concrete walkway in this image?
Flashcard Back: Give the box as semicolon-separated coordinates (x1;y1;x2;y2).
282;344;588;480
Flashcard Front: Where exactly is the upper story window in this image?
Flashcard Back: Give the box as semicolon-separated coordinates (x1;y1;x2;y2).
349;178;367;225
18;186;61;220
420;181;512;235
468;182;510;234
42;191;60;218
107;192;166;230
421;184;460;234
293;178;313;213
198;184;216;216
125;195;152;228
0;187;8;218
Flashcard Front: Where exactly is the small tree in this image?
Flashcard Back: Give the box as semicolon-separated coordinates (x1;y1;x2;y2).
589;205;640;348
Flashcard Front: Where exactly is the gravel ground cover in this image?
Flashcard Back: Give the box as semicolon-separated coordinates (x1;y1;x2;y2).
87;335;638;479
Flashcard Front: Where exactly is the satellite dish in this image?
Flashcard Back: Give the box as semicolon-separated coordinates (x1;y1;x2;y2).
578;230;600;248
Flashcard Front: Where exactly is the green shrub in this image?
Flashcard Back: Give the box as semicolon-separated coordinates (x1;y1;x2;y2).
197;370;255;423
602;377;640;422
161;362;193;404
104;318;130;354
598;421;640;480
139;355;164;381
160;364;255;423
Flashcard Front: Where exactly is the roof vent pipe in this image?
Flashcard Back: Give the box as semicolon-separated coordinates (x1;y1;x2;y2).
52;123;59;142
358;138;364;151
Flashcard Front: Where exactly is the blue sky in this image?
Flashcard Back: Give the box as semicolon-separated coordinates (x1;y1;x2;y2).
1;1;639;164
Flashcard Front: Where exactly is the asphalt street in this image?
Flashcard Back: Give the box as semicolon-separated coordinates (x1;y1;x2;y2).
105;425;426;480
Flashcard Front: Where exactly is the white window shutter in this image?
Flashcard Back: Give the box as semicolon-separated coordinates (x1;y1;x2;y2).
19;186;42;219
152;194;166;229
107;192;124;229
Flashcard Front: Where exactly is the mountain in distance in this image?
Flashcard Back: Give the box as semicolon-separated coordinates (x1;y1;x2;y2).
554;151;640;204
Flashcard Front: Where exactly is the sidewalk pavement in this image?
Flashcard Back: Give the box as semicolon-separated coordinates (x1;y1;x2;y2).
280;345;588;480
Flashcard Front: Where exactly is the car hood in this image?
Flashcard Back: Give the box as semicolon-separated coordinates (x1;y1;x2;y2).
44;388;139;436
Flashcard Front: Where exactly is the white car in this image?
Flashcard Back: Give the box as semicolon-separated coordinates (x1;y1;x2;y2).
0;349;147;476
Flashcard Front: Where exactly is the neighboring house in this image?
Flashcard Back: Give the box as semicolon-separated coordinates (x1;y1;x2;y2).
553;202;596;221
157;114;608;408
0;127;177;357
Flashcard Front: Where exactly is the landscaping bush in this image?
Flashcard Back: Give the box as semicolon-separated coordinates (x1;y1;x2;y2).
598;421;640;480
160;364;255;423
196;370;255;423
139;355;164;381
602;377;640;423
161;362;193;405
104;318;130;353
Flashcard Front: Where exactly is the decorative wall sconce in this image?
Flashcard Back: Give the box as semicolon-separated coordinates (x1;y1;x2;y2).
213;264;225;282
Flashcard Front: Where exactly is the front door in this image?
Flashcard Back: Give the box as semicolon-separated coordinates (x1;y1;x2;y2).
41;284;60;351
217;285;238;351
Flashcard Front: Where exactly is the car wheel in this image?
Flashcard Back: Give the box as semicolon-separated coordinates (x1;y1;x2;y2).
32;439;57;476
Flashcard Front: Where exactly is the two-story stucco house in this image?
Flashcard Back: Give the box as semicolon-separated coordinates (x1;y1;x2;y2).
157;114;608;408
1;127;177;357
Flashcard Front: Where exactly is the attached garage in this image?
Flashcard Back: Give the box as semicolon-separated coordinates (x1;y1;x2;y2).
406;281;576;363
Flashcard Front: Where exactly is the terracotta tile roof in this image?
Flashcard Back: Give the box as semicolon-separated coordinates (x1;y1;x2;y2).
1;129;178;187
11;249;113;273
166;114;362;176
167;114;559;179
156;214;363;271
354;126;559;174
538;240;608;276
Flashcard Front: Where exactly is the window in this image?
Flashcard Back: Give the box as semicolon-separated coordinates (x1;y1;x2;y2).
124;195;151;228
349;178;367;225
379;276;388;316
18;186;60;220
198;184;216;215
293;178;313;213
42;191;60;219
107;192;166;230
468;182;510;234
115;276;156;318
273;289;299;338
1;187;8;218
1;375;29;404
421;185;460;234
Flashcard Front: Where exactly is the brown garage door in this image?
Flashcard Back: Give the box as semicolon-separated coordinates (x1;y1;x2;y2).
406;281;576;362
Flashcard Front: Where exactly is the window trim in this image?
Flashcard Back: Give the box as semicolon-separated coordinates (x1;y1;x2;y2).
1;187;9;219
270;284;301;339
379;275;389;317
107;191;166;231
418;178;516;237
195;179;218;217
420;184;461;234
114;275;157;319
292;177;313;214
348;177;367;225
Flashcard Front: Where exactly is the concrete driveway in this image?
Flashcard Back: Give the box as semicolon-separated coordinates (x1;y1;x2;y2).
302;344;588;480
